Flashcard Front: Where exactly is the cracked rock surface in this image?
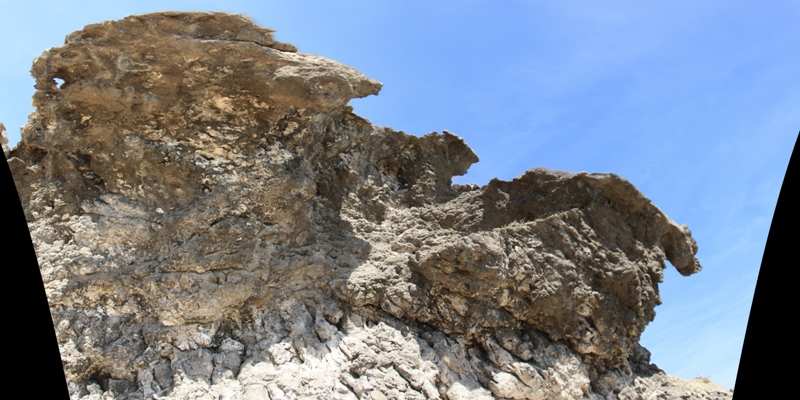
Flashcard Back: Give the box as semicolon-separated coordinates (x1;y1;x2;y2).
7;12;731;400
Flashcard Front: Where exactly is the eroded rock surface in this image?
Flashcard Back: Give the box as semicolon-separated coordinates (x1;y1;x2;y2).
1;122;9;157
8;12;730;399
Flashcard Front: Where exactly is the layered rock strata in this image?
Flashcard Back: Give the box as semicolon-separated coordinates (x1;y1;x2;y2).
8;12;732;400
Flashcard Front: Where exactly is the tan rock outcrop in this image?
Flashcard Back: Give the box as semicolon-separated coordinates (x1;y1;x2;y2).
8;12;730;399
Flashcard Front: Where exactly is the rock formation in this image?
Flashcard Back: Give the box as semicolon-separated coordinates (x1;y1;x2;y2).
1;122;10;157
7;12;732;400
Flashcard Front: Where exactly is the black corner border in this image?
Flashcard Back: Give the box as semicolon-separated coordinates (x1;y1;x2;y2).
733;130;799;397
2;150;70;399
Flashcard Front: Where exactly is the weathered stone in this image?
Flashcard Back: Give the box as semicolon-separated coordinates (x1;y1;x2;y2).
8;11;730;399
0;123;9;158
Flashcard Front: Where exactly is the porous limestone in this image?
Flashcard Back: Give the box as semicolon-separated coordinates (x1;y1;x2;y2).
7;12;731;399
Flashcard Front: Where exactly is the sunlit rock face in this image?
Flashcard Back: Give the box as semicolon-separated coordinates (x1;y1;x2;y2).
8;12;730;400
1;123;9;157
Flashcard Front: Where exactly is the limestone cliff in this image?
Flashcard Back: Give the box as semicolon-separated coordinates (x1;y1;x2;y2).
7;12;732;400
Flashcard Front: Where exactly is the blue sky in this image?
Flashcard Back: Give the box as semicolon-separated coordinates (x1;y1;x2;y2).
2;0;797;389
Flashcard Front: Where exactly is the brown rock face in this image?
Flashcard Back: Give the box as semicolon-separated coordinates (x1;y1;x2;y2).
8;12;729;400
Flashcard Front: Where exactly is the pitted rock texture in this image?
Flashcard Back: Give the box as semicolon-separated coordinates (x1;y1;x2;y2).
8;12;730;400
1;122;9;157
